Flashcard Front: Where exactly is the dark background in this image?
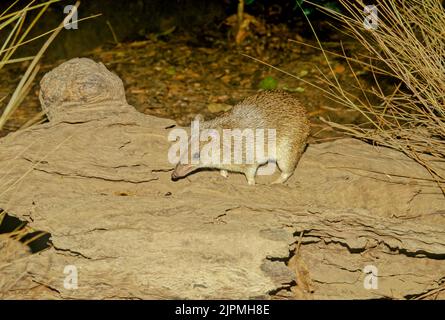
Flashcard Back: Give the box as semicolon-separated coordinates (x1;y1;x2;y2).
0;0;343;60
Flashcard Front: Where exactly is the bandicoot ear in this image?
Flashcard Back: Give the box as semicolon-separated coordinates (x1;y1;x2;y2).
207;129;219;139
194;114;204;122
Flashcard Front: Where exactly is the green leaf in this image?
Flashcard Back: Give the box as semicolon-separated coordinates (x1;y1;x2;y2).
294;0;304;10
323;1;341;13
166;66;176;76
303;7;313;16
245;0;255;5
259;76;278;90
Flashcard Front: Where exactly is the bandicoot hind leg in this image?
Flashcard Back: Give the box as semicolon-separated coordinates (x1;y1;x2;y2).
272;147;304;184
220;170;228;178
244;165;259;185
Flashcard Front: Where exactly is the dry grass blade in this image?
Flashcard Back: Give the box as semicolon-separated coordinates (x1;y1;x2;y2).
0;1;61;68
0;0;60;22
0;13;102;58
413;281;445;300
302;0;445;194
0;1;81;130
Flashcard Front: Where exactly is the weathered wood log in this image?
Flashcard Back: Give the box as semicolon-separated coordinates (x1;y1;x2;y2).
1;59;443;299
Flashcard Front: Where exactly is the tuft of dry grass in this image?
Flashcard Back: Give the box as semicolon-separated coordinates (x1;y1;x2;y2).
0;1;101;131
302;0;445;193
0;0;60;130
